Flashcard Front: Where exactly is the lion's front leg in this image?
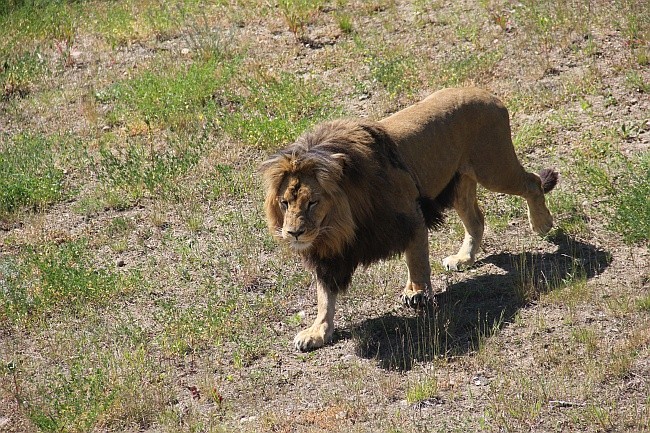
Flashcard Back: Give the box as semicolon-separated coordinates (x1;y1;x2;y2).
294;280;337;351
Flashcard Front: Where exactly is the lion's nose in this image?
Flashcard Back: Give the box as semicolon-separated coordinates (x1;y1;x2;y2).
288;229;305;240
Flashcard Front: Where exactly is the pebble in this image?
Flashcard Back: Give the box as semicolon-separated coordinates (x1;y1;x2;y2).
240;415;258;424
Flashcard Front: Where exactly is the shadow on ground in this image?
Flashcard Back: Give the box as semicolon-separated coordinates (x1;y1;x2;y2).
353;232;611;371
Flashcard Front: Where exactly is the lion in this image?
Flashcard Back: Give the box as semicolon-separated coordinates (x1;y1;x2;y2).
259;87;558;351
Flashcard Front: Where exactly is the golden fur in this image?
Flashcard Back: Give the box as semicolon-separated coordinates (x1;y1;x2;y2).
260;87;558;351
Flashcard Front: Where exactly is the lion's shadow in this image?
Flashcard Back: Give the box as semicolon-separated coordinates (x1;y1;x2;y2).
351;232;611;371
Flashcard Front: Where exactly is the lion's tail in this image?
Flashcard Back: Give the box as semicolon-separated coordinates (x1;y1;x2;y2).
539;168;559;194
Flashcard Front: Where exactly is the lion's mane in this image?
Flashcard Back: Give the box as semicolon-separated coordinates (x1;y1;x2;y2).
260;120;456;292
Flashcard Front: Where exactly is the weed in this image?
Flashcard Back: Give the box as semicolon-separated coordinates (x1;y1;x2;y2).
367;51;417;99
405;376;438;404
433;49;502;88
337;12;354;34
278;0;324;39
1;51;47;99
548;191;589;236
626;70;650;93
200;163;251;199
473;310;505;353
512;121;552;151
571;327;598;354
96;134;204;204
638;293;650;312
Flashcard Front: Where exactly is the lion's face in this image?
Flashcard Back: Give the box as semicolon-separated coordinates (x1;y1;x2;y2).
276;174;331;252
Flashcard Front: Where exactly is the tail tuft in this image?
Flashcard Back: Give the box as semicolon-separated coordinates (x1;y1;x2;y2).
539;168;559;194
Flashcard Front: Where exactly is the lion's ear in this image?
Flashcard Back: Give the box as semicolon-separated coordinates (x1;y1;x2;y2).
258;153;287;175
330;153;349;169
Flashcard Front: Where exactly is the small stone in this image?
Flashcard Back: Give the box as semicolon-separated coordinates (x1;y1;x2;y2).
181;48;191;55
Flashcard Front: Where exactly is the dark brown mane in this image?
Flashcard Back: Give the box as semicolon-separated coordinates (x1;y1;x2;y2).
260;119;456;293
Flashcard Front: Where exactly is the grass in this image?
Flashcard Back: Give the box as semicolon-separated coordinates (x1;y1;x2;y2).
1;0;649;432
278;0;325;40
0;240;129;326
0;134;67;221
219;70;341;148
96;54;237;130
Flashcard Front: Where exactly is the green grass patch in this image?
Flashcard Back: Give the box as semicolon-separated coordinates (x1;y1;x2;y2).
94;133;204;205
406;376;439;404
0;0;77;48
1;50;48;99
0;134;66;221
608;153;649;244
367;50;418;99
97;55;237;130
637;294;650;312
278;0;325;39
433;48;503;87
0;240;131;325
89;0;204;48
512;121;552;152
548;191;589;236
219;71;341;149
8;338;175;432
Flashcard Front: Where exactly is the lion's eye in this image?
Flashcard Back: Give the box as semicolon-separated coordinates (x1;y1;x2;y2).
308;201;318;211
279;200;288;211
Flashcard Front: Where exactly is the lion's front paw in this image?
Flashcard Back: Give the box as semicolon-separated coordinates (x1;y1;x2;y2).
400;283;433;309
442;254;475;271
293;324;332;352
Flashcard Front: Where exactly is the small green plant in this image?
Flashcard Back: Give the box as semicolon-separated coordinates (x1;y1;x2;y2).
406;376;438;404
337;12;354;34
1;51;47;99
96;54;237;129
278;0;324;39
512;121;551;151
572;327;598;354
0;134;65;221
625;70;650;93
433;49;502;88
366;49;418;99
638;294;650;312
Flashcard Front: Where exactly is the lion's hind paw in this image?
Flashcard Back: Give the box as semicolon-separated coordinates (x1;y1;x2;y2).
400;283;433;309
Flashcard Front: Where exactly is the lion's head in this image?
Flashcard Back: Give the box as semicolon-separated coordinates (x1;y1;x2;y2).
259;121;366;258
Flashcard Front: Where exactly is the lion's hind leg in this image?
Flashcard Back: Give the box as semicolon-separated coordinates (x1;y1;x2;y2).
443;175;484;271
401;224;433;308
526;169;558;235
